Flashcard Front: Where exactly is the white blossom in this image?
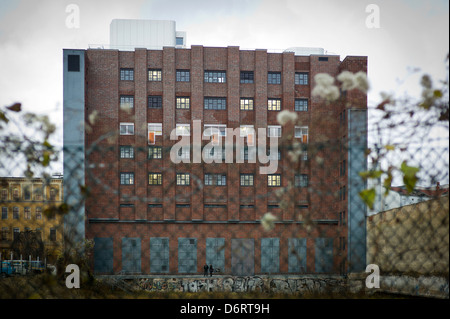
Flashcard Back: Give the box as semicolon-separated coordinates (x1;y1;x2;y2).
336;71;356;91
261;212;278;231
277;110;298;126
312;73;340;101
354;71;369;93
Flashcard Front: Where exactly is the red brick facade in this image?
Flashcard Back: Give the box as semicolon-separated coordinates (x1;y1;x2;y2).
83;46;367;275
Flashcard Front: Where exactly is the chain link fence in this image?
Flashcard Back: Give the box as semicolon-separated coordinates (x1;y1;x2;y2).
0;70;448;300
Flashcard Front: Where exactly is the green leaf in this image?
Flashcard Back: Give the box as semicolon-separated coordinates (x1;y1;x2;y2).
0;111;8;123
359;188;376;209
400;161;420;193
359;170;383;179
383;173;393;196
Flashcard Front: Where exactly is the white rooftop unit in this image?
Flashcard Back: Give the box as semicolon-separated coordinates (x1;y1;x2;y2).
284;47;325;56
110;19;186;50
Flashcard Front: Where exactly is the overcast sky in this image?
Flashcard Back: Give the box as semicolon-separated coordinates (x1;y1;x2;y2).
0;0;448;184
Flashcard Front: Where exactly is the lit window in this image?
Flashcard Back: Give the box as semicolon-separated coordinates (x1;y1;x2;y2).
148;69;162;81
176;97;190;109
176;173;190;186
149;173;162;185
240;125;255;146
240;98;254;110
24;207;31;219
177;147;190;160
268;98;281;111
36;207;42;220
148;146;162;159
268;174;281;187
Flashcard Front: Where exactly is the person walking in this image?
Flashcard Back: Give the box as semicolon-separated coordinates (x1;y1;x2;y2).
209;264;214;277
203;264;209;277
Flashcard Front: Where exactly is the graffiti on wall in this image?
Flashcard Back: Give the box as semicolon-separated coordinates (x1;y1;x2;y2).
134;276;347;294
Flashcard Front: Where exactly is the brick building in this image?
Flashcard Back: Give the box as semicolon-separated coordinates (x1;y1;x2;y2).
63;44;367;275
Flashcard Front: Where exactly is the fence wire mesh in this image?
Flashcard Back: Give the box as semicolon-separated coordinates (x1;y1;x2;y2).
0;71;448;301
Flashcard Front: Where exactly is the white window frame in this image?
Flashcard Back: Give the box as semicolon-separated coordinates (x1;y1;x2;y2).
120;123;134;135
268;125;282;138
148;123;162;145
176;124;191;136
295;126;309;143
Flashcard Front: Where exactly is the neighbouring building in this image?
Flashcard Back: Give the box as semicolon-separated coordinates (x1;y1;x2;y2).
0;176;64;263
63;20;368;276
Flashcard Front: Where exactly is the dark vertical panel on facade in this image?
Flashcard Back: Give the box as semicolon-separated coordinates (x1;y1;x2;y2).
122;237;141;273
93;237;113;273
315;237;333;273
231;238;254;275
288;237;307;273
178;238;197;273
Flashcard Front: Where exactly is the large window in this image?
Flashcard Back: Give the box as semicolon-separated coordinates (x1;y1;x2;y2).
240;71;254;84
148;123;162;145
204;97;226;110
120;146;134;159
120;173;134;185
295;72;308;85
295;99;308;112
295;174;308;187
148;69;162;81
120;95;134;109
176;97;190;109
204;71;226;83
240;98;254;111
295;126;309;143
176;173;190;186
268;72;281;84
1;207;7;220
176;70;190;82
148;146;162;159
120;123;134;135
176;124;191;136
120;68;134;81
268;174;281;187
149;173;162;185
13;207;19;219
148;96;162;108
268;125;282;138
240;174;254;186
204;174;227;186
268;98;281;111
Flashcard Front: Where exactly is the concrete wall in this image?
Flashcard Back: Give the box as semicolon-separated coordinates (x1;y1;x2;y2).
367;196;449;275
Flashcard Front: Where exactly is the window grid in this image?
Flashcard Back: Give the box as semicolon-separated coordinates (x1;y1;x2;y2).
120;123;134;135
295;99;308;111
149;173;162;185
295;174;309;187
268;126;282;137
176;70;190;82
268;174;281;187
120;95;134;109
204;71;226;83
148;96;162;108
148;146;162;159
176;173;190;186
268;72;281;84
268;98;281;111
295;72;309;85
240;174;254;186
120;173;134;185
120;68;134;81
148;69;162;81
240;98;254;110
120;146;134;159
240;71;254;83
176;97;190;109
204;97;226;110
204;174;227;186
